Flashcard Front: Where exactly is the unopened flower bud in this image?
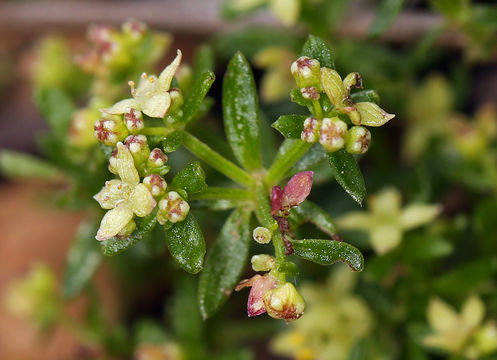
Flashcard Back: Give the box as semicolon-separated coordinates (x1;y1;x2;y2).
253;227;272;244
320;67;346;108
157;191;190;225
355;102;395;127
345;126;371;154
263;282;305;322
291;56;321;89
122;20;147;40
147;148;168;169
125;135;150;164
319;117;347;153
301;117;321;143
343;72;363;92
300;87;320;100
251;255;276;272
116;219;136;239
124;108;144;133
94;114;129;146
168;88;184;113
143;174;167;197
108;148;118;174
342;107;362;126
281;171;313;212
474;322;497;355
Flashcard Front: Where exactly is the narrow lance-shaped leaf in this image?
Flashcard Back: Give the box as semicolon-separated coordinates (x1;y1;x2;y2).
182;71;216;124
301;35;334;69
223;52;262;171
290;201;337;237
198;208;251;319
63;220;102;298
166;213;206;274
0;150;62;181
369;0;405;39
171;161;207;194
291;239;364;271
328;149;366;206
34;88;75;139
272;115;306;139
100;208;158;256
192;45;215;81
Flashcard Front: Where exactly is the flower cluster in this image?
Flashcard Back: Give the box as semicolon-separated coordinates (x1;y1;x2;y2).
291;56;395;154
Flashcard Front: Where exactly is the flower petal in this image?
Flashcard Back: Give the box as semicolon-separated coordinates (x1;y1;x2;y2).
96;203;134;241
461;295;485;329
369;187;402;216
370;224;402;255
157;49;182;91
337;212;372;231
427;297;460;333
401;204;441;230
102;98;139;114
130;183;157;217
270;0;300;26
116;142;139;184
93;180;131;209
141;92;171;119
355;102;395;127
271;186;283;215
282;171;313;209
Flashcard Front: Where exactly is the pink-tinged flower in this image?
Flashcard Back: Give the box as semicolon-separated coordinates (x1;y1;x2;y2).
235;274;278;317
271;171;314;215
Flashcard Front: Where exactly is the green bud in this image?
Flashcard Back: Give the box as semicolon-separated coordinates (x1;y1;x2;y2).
124;135;150;165
345;126;371;154
355;102;395;127
143;174;167;197
474;322;497;356
94;114;129;146
168;88;184;113
253;226;272;244
343;72;363;92
116;219;136;238
157;191;190;225
320;67;346;108
291;56;321;88
341;106;362;126
301;117;321;143
251;254;276;272
263;282;305;322
108;148;118;174
319;117;348;153
147;148;168;170
124;108;144;134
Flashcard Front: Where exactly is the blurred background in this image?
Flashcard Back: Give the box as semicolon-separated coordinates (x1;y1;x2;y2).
1;0;497;359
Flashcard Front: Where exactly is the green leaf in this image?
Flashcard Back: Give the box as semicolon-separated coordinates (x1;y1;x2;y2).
223;52;261;171
434;258;497;294
182;71;215;124
290;89;313;112
290;201;337;237
301;35;334;69
62;220;102;298
34;88;75;138
193;45;215;81
171;161;207;194
272;115;306;139
0;150;61;180
100;208;158;256
401;235;452;261
289;144;327;175
165;213;206;274
291;239;364;271
198;208;251;319
369;0;405;38
351;90;381;104
328;149;366;205
162;131;184;153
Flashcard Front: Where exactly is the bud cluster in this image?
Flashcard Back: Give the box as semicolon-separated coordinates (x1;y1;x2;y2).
290;56;395;155
157;191;190;225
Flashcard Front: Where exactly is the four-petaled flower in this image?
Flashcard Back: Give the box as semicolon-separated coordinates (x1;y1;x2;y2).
94;142;156;240
102;50;182;119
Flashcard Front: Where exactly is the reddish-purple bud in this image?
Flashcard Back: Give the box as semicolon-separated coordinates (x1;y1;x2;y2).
281;171;313;210
235;274;278;317
271;186;284;215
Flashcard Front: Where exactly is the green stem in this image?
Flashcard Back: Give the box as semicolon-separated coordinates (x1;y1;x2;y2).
272;232;286;263
254;186;278;231
312;100;323;119
182;132;255;188
264;139;312;187
140;127;175;136
189;187;253;201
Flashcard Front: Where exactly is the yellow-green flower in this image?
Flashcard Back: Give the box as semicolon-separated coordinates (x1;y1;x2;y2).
271;265;373;360
103;50;182;119
423;295;497;358
337;187;441;254
94;142;156;240
230;0;301;26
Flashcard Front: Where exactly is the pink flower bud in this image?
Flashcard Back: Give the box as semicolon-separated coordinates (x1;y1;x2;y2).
147;148;168;169
281;171;313;210
235;274;278;317
94;115;129;146
301;117;321;143
143;174;167;197
271;186;283;215
124;108;144;133
124;135;150;164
